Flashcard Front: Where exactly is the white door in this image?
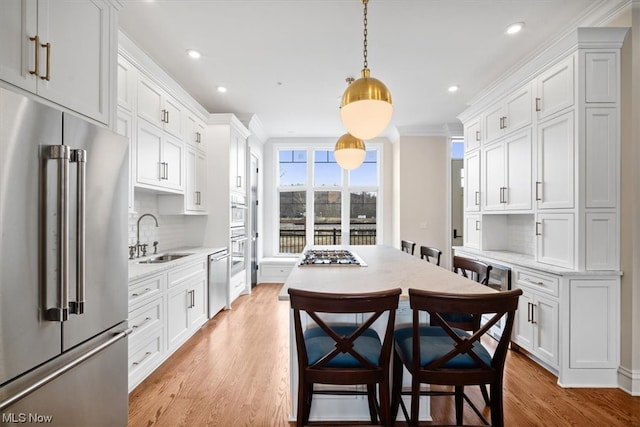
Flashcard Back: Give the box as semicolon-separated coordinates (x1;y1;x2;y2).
483;142;505;211
463;150;481;212
512;285;534;351
0;0;37;93
163;135;184;191
483;102;504;144
451;159;464;246
464;117;481;152
536;111;574;209
504;130;532;210
188;277;208;330
504;82;532;135
195;150;207;210
533;295;559;366
163;94;183;139
137;76;164;128
166;284;190;351
136;121;163;187
536;56;575;120
464;215;481;249
536;213;574;269
185;148;197;210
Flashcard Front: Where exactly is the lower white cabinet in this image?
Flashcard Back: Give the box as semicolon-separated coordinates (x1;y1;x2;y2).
127;255;209;391
535;212;574;269
463;215;481;249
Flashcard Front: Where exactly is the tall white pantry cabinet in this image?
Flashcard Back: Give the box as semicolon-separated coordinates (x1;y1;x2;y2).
456;27;627;388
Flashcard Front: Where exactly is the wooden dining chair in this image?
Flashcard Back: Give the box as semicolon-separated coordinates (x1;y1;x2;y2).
391;288;522;426
288;287;401;426
419;246;442;266
401;240;416;255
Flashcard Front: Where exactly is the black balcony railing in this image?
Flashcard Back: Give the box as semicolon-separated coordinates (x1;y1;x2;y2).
279;223;376;253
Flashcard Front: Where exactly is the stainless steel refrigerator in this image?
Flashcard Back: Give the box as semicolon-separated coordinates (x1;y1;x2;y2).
0;87;129;426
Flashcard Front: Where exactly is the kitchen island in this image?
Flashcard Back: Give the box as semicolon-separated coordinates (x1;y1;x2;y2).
279;245;494;423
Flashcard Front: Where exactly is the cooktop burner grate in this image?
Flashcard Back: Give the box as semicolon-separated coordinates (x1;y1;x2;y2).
299;249;363;266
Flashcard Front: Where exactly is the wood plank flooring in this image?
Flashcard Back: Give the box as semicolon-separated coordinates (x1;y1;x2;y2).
128;283;640;427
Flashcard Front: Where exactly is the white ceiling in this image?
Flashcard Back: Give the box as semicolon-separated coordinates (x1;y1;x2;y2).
118;0;627;139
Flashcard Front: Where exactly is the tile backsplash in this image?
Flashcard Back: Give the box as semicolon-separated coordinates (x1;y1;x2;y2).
506;215;534;256
128;192;187;255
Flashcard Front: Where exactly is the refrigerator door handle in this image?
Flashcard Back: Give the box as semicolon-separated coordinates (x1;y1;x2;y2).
45;145;70;322
69;149;86;315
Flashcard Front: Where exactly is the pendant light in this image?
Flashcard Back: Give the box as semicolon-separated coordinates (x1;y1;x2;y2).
334;133;366;170
340;0;393;140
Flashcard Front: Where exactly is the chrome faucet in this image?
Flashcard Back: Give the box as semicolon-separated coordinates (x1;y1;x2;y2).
136;213;159;258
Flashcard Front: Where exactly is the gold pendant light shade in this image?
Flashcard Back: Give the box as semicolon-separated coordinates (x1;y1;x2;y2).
340;68;393;140
334;133;367;170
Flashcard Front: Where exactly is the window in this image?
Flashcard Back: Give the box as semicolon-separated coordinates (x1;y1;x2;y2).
276;146;381;254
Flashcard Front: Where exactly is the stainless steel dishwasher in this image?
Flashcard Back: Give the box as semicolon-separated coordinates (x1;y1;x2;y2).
208;248;230;318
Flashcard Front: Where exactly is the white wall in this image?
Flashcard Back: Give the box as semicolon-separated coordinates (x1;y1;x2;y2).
397;135;450;268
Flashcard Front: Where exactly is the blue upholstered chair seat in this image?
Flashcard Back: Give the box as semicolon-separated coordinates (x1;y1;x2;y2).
304;325;382;368
394;326;492;369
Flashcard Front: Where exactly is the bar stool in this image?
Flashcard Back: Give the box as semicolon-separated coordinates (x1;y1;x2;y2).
419;246;442;266
401;240;416;255
391;288;522;426
288;287;401;426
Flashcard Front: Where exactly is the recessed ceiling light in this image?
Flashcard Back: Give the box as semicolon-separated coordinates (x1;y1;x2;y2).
448;85;459;93
217;86;227;93
187;50;201;59
506;22;525;35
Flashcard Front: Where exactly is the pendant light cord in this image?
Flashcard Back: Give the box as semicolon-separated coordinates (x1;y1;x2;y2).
363;0;368;70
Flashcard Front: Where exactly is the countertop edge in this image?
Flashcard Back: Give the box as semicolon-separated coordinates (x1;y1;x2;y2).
128;246;225;282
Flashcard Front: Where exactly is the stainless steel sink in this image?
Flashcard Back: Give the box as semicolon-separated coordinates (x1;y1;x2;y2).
137;253;193;264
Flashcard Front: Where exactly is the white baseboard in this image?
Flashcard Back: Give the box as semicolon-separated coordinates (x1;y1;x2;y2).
618;366;640;396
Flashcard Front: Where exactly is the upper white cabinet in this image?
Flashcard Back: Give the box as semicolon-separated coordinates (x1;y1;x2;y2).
536;111;574;210
137;75;184;140
230;128;248;193
463;149;481;212
535;56;574;120
0;0;115;124
483;82;532;145
463;116;482;152
136;120;184;192
185;146;207;213
185;112;206;150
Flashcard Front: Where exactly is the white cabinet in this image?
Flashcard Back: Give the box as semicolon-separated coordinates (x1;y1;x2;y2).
136;120;184;192
536;213;574;269
463;149;481;212
185;147;207;213
230;131;247;193
185;113;206;149
483;82;532;144
536;111;574;209
482;130;532;211
535;56;575;120
137;75;184;140
463;215;481;249
0;0;113;124
513;280;559;369
117;55;137;113
463;116;481;152
115;107;135;213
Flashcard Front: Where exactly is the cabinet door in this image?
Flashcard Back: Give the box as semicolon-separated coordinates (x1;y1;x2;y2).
137;76;164;128
195;150;207;210
188;276;208;330
236;133;247;192
533;294;559;366
512;284;534;351
504;130;532;210
163;135;184;191
136;121;163;187
463;150;481;212
163;95;183;139
185;148;197;210
117;56;137;112
536;56;574;120
483;142;505;211
116;108;135;212
483;102;504;144
0;0;37;93
464;215;481;249
464;117;481;152
504;83;532;135
37;0;110;123
536;111;574;209
166;283;190;351
536;213;574;269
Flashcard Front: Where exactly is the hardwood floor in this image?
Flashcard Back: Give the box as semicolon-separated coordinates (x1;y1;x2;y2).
128;283;639;427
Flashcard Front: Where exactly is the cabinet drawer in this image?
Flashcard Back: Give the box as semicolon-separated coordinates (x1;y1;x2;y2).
168;258;207;287
515;268;559;297
260;264;294;283
128;328;164;390
129;273;164;308
128;296;164;345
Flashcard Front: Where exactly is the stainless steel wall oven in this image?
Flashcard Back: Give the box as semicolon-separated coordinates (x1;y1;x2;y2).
230;226;247;276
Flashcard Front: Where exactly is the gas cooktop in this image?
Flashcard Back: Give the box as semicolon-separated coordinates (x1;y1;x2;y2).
298;249;366;267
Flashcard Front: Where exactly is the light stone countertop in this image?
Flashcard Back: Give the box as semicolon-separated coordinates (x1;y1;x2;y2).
279;245;496;301
128;246;225;282
452;246;622;277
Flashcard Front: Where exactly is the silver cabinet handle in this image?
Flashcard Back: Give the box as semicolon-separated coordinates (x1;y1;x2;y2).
474;191;480;206
236;176;242;188
475;130;480;142
531;303;537;324
535;222;542;236
475;220;480;231
164;162;169;181
132;317;152;330
131;288;153;298
158;162;163;180
161;109;167;123
500;187;508;204
524;278;545;286
527;302;532;322
45;145;70;322
196;132;201;143
70;149;86;315
535;181;542;201
132;351;152;367
535;97;541;112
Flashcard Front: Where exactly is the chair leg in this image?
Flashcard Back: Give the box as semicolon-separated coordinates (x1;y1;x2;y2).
454;385;464;425
366;384;379;424
390;350;404;421
303;383;313;425
480;384;491;406
379;379;392;426
297;379;307;427
490;381;504;427
410;378;420;426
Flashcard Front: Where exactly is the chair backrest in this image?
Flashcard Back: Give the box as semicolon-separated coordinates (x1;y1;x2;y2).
420;246;442;266
453;256;492;285
401;240;416;255
407;288;522;383
288;288;401;373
